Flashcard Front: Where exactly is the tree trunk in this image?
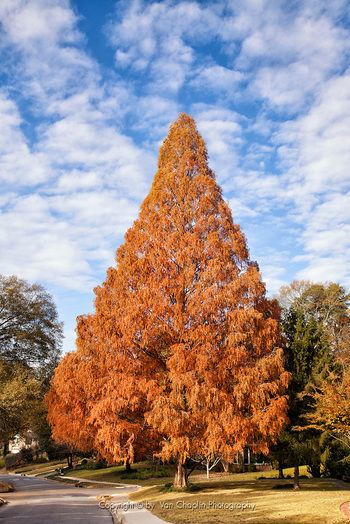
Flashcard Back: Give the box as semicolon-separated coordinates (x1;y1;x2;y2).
278;460;284;479
3;440;9;457
67;453;73;469
293;465;300;490
239;451;245;473
308;463;321;478
221;459;230;473
125;456;131;472
174;461;188;488
206;460;210;479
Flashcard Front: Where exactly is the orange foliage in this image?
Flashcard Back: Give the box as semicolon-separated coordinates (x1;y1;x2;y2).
47;114;289;485
46;316;96;451
305;353;350;445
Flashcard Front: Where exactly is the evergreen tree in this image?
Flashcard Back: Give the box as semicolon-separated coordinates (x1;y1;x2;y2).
275;282;336;487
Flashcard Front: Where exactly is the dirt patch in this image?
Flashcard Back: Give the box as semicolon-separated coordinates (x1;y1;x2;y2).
340;501;350;518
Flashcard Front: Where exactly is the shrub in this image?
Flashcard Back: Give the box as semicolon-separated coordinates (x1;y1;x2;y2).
4;448;39;470
327;456;350;480
20;448;33;463
79;459;107;470
32;456;48;464
5;453;25;470
120;466;170;480
322;436;350;479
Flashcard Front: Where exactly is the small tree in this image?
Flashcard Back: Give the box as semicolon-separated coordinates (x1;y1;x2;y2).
46;315;97;454
306;364;350;451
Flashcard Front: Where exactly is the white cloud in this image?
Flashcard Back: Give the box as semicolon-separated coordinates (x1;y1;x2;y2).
40;114;153;199
233;2;349;111
294;192;350;287
260;263;289;296
0;0;97;111
277;71;350;196
0;91;51;186
0;0;79;44
0;193;92;290
0;0;155;296
193;105;243;189
228;197;257;219
0;190;140;291
107;0;221;92
191;64;244;94
274;71;350;286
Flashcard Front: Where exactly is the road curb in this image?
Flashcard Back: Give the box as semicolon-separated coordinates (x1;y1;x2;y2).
97;496;126;524
112;508;126;524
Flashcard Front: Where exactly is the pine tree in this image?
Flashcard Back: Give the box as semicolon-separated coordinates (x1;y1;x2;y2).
48;114;289;487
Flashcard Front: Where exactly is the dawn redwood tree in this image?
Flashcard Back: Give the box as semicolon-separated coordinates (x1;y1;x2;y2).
47;314;157;470
46;315;97;455
86;114;289;487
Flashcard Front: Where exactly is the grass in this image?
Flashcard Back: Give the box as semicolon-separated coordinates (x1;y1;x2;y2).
68;463;306;486
13;460;67;476
70;461;174;486
16;459;349;522
128;467;350;524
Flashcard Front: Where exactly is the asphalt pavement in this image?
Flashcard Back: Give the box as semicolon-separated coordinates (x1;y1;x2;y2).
0;474;119;523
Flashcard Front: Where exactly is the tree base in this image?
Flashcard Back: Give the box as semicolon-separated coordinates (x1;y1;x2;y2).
173;462;188;489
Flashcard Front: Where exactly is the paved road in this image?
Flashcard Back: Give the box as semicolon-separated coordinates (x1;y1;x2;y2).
0;474;119;523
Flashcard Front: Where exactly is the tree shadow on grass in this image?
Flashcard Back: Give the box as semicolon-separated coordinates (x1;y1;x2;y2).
190;477;349;494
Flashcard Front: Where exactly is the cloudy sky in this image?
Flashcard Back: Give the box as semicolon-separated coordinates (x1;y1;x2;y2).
1;0;349;352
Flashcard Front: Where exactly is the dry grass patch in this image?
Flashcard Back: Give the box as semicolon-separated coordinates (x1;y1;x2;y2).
14;460;66;476
130;474;350;524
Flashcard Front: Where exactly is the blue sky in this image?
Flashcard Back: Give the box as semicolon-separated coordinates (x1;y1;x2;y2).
1;0;349;353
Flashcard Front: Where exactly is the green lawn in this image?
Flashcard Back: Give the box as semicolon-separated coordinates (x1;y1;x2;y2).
67;462;307;486
70;461;174;486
